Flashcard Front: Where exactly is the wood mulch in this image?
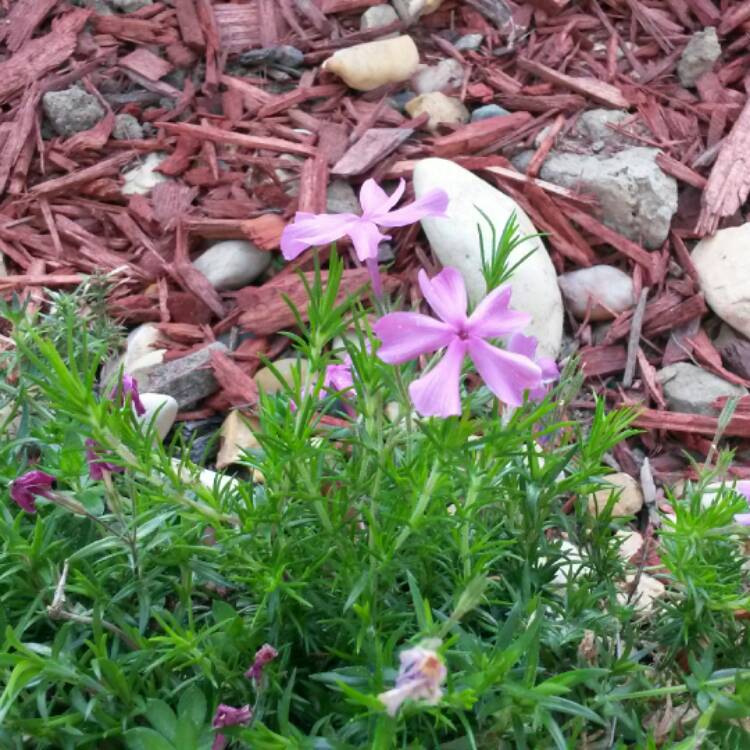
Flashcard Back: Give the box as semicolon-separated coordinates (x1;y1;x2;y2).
1;0;750;485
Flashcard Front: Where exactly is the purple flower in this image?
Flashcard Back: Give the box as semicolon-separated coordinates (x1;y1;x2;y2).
506;333;559;400
245;643;278;682
9;470;55;513
212;704;252;750
374;267;542;418
280;179;449;264
734;481;750;525
85;439;124;481
110;374;145;416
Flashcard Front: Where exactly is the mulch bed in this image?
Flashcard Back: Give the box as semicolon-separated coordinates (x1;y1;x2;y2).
1;0;750;484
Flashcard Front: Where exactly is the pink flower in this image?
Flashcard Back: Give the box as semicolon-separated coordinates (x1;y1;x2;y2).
9;470;55;513
85;439;124;481
734;481;750;525
245;643;278;682
506;333;559;401
378;640;447;717
280;179;448;264
374;267;542;418
110;374;145;416
212;704;253;750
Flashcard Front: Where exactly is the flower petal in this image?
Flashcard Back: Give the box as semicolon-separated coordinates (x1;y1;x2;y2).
467;285;530;339
375;188;449;227
409;338;467;418
374;312;455;364
738;480;750;501
359;178;405;217
418;267;468;328
467;337;542;407
506;332;537;360
735;513;750;526
280;212;359;260
348;218;389;262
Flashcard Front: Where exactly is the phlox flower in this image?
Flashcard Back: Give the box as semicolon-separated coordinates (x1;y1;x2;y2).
9;470;55;513
378;640;447;717
212;704;253;750
374;267;543;418
110;374;145;416
734;480;750;525
507;333;559;400
85;439;124;481
245;643;278;682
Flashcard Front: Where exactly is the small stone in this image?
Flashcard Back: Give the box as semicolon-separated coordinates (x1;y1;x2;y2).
455;33;483;52
551;540;584;586
405;92;469;132
678;27;721;88
411;58;464;94
388;89;417;113
192;240;270;291
617;573;666;615
615;530;644;562
42;86;105;137
322;36;419;92
715;324;750;380
407;0;443;17
255;358;309;395
216;410;261;469
240;45;304;69
413;157;563;358
656;362;747;416
470;103;509;122
589;473;644;517
692;223;750;339
125;323;166;377
171;458;241;494
574;109;631;146
558;266;635;321
327;179;360;214
139;342;227;409
137;393;178;440
110;0;153;10
112;113;143;141
535;147;677;249
360;4;399;36
122;152;171;196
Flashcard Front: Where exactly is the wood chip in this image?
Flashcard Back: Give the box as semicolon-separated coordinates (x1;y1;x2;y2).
332;128;413;177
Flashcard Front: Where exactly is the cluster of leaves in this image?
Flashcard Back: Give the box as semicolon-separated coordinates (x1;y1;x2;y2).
2;267;750;749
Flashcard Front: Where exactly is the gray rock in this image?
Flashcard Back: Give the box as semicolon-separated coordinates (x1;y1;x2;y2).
715;324;750;381
360;4;399;35
42;87;105;137
574;109;631;149
656;362;746;416
139;342;227;410
536;147;677;249
471;103;509;122
240;45;304;69
558;265;635;321
192;239;271;291
455;33;483;51
411;58;464;94
75;0;113;13
389;89;417;113
110;0;153;10
327;179;360;214
122;152;171;196
678;27;721;88
112;113;143;140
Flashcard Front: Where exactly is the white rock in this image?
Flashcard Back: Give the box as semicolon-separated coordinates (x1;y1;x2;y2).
411;58;463;94
615;530;644;562
413;158;563;359
657;362;746;416
192;240;270;291
692;223;750;339
589;472;644;517
170;458;240;494
558;265;635;321
407;0;443;17
678;27;721;88
216;410;261;469
360;4;399;35
405;92;469;131
137;393;178;440
255;358;309;395
322;36;419;92
551;540;584;586
617;573;666;614
125;323;167;377
122;152;171;196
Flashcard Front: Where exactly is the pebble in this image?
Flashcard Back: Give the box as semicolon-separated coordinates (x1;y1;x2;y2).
715;324;750;380
455;33;483;52
573;109;633;148
407;0;444;17
192;240;270;291
551;540;584;586
137;393;178;440
588;472;644;517
124;323;166;376
42;86;105;137
322;36;419;92
678;27;721;88
413;157;563;359
216;410;261;469
171;459;240;494
411;58;464;94
112;113;143;141
389;90;417;113
692;223;750;339
110;0;153;10
404;92;469;131
122;152;171;196
255;358;309;395
139;342;227;409
360;4;399;36
615;530;644;562
557;266;635;321
327;179;360;214
240;45;304;69
617;573;666;615
470;104;509;122
656;362;747;416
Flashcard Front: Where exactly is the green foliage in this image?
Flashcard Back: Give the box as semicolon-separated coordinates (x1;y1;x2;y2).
1;265;750;749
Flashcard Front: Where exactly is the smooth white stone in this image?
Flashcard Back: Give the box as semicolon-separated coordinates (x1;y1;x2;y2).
588;472;644;517
360;4;399;35
137;393;178;440
192;240;270;291
692;223;750;339
411;58;463;94
413;158;563;359
122;152;171;196
558;265;635;321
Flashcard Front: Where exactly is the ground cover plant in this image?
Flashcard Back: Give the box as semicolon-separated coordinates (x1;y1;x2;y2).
2;212;750;750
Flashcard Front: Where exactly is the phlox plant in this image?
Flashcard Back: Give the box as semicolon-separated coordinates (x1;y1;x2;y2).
2;218;750;749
